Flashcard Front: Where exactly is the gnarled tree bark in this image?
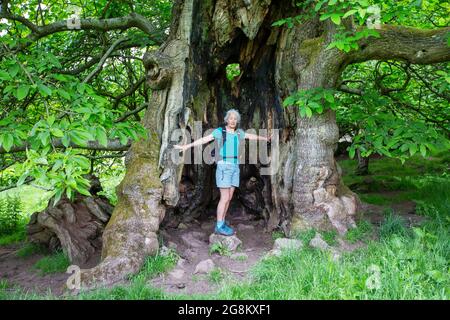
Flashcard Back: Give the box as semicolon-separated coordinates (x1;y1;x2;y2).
77;0;450;290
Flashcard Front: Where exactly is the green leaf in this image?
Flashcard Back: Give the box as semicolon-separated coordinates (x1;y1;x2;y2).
8;64;20;77
17;172;29;186
53;188;64;206
57;88;71;100
324;91;335;103
17;85;30;100
61;134;71;148
69;131;88;147
117;132;129;145
409;144;418;156
358;8;367;18
51;128;64;138
349;147;356;159
38;83;52;97
76;186;91;197
419;144;427;157
0;70;12;81
315;0;326;11
96;127;108;147
47;115;55;126
66;186;73;200
38;131;50;146
331;14;341;25
304;106;313;118
2;133;14;152
343;9;357;19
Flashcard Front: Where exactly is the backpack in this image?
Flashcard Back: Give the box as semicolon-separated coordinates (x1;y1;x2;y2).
212;125;243;163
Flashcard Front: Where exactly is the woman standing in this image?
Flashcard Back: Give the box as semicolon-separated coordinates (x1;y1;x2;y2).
174;109;270;236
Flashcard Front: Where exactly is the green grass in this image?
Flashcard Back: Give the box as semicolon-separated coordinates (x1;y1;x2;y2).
217;225;448;299
1;152;448;300
345;220;373;244
209;242;231;256
16;243;48;258
320;230;338;246
209;268;224;284
0;229;26;246
33;251;71;275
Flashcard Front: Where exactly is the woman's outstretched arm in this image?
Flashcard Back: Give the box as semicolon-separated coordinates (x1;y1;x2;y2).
174;133;214;151
244;132;272;142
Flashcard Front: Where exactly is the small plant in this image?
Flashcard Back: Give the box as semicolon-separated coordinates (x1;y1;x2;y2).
379;210;410;239
0;195;23;236
33;251;71;275
209;242;231;256
209;268;224;284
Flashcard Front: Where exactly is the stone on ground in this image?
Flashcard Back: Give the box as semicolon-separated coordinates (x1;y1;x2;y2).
209;234;242;252
181;231;207;248
273;238;303;251
194;259;215;274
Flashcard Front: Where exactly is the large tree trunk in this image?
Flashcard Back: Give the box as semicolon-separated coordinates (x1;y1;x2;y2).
78;0;450;289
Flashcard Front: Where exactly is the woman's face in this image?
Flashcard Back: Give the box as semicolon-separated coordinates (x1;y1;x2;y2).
227;113;238;129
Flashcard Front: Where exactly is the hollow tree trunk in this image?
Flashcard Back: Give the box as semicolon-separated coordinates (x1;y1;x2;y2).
78;0;358;290
78;0;450;289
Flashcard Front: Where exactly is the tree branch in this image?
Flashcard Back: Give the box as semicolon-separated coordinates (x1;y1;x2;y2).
0;11;165;51
349;25;450;65
83;37;129;83
0;138;131;154
115;103;149;123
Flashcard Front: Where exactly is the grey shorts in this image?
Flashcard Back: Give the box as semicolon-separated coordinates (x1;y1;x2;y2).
216;161;240;188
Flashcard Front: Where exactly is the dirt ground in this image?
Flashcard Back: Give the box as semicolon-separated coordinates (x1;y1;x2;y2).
0;198;426;298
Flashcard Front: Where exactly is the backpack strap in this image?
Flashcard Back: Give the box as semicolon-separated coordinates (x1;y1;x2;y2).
221;126;227;159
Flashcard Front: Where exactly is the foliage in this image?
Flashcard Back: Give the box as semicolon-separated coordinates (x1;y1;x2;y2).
209;242;231;256
0;0;171;203
0;195;23;236
225;63;241;81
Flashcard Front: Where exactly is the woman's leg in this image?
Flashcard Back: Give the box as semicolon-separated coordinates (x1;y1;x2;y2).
217;187;230;222
223;187;235;221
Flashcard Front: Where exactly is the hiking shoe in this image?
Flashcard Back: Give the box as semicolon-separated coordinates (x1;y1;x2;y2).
214;223;235;236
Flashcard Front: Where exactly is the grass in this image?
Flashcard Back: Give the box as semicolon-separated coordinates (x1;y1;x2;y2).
16;243;48;258
209;242;232;256
345;220;374;244
0;152;448;300
209;268;224;284
33;251;71;275
320;230;338;246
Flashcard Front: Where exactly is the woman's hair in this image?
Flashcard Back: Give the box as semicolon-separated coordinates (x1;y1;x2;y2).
224;109;241;124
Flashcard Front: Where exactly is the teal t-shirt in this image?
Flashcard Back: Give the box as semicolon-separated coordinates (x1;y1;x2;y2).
212;127;245;164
